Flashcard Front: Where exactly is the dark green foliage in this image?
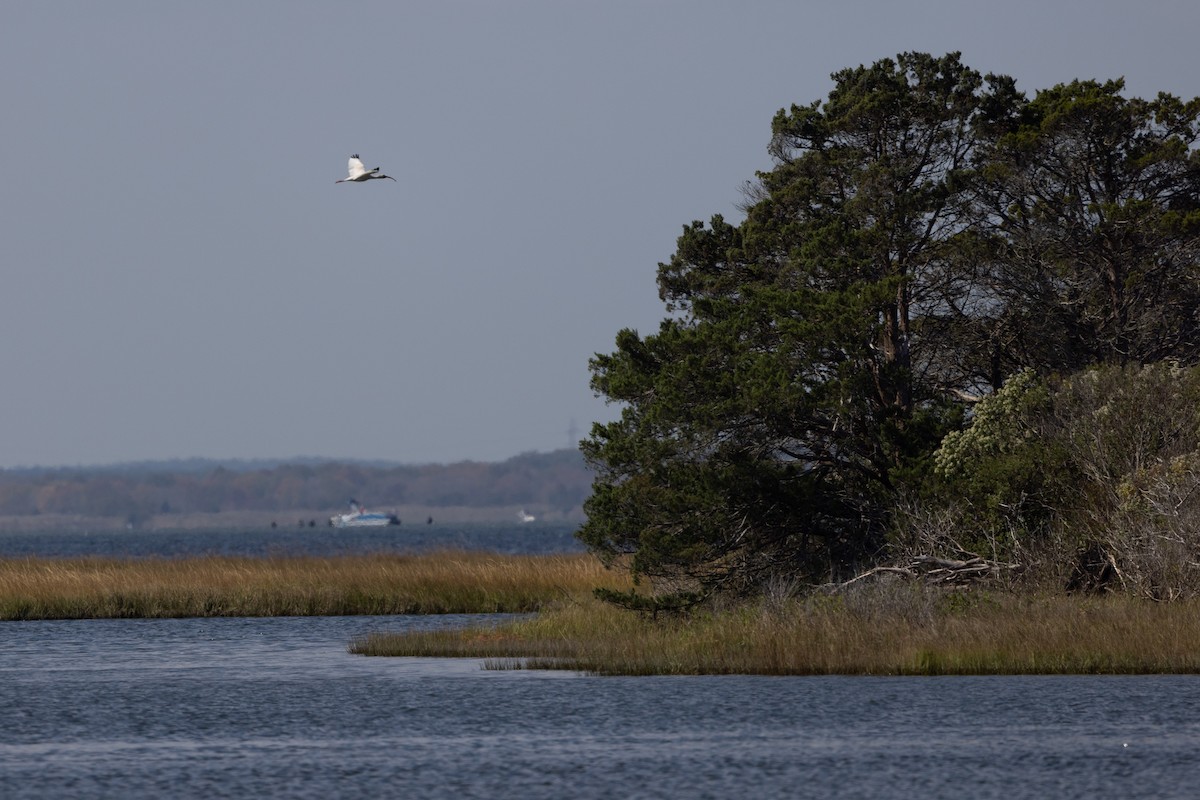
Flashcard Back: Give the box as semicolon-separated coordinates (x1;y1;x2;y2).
591;587;703;617
581;53;998;598
582;52;1200;603
932;364;1200;596
972;79;1200;372
929;369;1068;552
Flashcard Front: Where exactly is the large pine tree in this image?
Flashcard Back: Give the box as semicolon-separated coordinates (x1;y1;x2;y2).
580;53;1200;605
581;54;1011;601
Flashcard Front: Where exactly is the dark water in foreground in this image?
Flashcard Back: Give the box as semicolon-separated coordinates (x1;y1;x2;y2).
2;615;1200;799
3;528;1199;797
0;522;584;559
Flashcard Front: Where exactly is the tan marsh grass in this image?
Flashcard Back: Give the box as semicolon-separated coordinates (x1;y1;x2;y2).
352;588;1200;675
0;551;629;620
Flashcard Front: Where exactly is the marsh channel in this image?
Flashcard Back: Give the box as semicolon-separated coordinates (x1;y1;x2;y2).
1;525;1197;798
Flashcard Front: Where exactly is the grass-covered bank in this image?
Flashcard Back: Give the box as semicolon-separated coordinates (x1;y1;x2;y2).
0;552;628;620
12;550;1200;675
351;585;1200;675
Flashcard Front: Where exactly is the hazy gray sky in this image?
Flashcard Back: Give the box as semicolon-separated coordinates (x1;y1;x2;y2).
1;1;1196;468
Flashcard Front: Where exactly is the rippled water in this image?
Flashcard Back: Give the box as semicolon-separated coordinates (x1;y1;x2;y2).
4;527;1199;796
3;616;1199;799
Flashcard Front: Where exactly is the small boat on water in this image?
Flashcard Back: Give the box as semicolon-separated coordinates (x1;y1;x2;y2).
329;500;400;528
518;509;536;523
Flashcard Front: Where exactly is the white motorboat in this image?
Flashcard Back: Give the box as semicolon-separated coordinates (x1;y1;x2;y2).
329;500;400;528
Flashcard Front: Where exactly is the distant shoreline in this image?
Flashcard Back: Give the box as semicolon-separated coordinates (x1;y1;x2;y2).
0;507;584;533
0;449;592;530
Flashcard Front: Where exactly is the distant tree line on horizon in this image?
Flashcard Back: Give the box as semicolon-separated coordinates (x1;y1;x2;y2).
0;449;590;523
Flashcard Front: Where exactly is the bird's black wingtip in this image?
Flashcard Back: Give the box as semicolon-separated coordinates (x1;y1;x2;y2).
350;153;360;159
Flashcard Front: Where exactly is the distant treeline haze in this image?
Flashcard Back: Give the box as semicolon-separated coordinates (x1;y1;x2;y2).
0;450;590;522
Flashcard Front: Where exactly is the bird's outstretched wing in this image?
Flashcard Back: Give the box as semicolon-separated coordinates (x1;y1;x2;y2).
346;156;369;180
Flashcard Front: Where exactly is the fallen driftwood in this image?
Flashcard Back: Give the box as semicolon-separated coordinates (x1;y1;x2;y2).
829;554;1019;591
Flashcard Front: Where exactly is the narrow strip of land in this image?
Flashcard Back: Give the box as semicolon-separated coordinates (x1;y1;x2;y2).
0;552;626;619
354;587;1200;676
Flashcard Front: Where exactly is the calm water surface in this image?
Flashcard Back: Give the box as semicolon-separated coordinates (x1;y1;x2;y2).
0;522;584;559
3;615;1200;799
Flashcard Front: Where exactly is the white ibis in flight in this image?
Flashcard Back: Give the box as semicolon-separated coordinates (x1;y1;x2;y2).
336;154;396;183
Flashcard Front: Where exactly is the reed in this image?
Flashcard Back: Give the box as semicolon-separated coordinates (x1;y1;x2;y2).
352;585;1200;675
0;552;629;620
12;551;1199;674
